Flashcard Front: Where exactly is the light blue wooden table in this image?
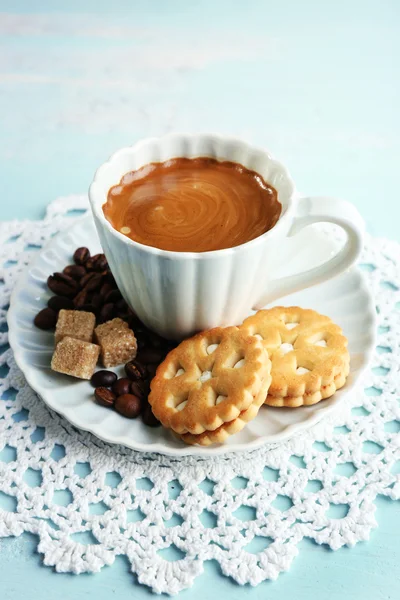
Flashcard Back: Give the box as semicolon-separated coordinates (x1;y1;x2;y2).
1;1;399;598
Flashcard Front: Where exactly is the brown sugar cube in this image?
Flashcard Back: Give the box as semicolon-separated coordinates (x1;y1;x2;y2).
55;309;96;345
51;336;100;380
94;317;129;342
95;317;129;338
94;318;137;368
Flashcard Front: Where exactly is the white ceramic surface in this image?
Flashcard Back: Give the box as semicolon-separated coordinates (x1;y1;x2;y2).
89;133;365;339
7;215;376;457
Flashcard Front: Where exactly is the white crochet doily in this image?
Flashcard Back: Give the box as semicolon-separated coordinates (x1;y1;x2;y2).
0;197;399;595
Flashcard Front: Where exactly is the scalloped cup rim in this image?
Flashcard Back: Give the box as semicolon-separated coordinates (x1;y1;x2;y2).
88;133;296;259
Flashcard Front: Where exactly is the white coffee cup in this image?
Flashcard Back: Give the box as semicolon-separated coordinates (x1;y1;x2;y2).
89;134;364;339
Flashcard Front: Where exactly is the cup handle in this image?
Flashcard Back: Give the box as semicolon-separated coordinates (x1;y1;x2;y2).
252;196;365;309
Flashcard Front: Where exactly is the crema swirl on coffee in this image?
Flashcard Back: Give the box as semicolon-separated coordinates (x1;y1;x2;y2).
103;158;281;252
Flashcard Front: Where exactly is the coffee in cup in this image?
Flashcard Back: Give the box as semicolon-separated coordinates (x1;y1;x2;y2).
103;158;282;253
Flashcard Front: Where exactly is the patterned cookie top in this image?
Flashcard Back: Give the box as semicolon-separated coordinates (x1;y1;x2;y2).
178;373;270;446
149;326;271;435
241;307;349;404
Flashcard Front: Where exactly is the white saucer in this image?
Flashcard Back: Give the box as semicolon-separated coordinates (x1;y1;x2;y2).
8;215;376;456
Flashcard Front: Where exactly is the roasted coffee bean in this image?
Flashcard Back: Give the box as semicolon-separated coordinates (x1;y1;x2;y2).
34;307;57;330
105;289;122;303
99;282;113;299
136;331;157;348
73;247;90;265
84;273;103;292
91;293;102;309
84;257;96;271
134;324;149;337
115;393;142;418
146;331;165;349
151;338;163;349
130;380;149;401
47;295;75;312
136;336;146;351
89;253;102;267
138;348;165;364
79;303;97;314
142;402;161;427
47;273;79;297
112;377;132;396
86;253;107;272
105;272;117;287
116;311;130;321
94;387;116;408
80;272;97;288
90;370;118;388
99;270;110;281
63;264;86;280
99;303;114;323
54;272;78;285
116;298;128;311
93;254;108;271
125;359;148;381
73;288;89;308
